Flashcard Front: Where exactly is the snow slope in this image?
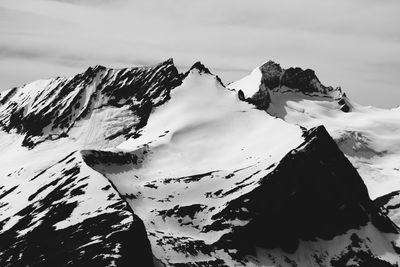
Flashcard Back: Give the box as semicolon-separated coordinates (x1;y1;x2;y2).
0;144;154;266
0;60;399;266
0;60;182;266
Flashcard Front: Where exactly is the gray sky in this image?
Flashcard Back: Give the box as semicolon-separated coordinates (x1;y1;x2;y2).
1;0;400;107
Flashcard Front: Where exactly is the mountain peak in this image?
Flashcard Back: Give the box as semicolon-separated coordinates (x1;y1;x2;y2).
1;58;400;266
228;60;346;114
231;60;339;96
164;57;175;65
260;60;282;72
82;64;107;78
259;60;325;94
189;61;212;75
184;61;225;86
153;58;176;71
91;64;107;71
259;60;283;90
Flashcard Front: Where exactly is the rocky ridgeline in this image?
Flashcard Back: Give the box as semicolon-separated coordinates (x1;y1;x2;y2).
0;59;398;266
0;59;182;148
236;61;351;112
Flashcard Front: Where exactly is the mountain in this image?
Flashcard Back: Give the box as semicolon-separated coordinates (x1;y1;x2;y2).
0;59;183;267
228;61;400;201
0;59;182;149
0;59;399;266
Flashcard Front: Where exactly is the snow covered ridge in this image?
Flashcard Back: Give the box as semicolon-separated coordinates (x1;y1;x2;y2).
0;59;182;148
0;59;400;266
229;60;351;112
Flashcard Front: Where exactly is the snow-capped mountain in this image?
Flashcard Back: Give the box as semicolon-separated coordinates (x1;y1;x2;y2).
0;59;181;149
229;61;400;200
0;59;399;266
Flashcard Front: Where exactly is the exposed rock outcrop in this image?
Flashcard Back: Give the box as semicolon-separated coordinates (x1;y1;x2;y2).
233;61;345;112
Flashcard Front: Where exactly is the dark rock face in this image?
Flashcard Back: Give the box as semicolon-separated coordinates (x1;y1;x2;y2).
81;149;142;166
257;61;334;94
239;87;271;110
247;87;271;110
1;59;399;266
238;61;282;110
280;67;321;93
240;61;342;111
259;60;283;90
0;153;154;267
0;59;182;148
207;126;398;254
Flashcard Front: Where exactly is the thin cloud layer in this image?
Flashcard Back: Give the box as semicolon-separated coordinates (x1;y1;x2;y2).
0;0;399;107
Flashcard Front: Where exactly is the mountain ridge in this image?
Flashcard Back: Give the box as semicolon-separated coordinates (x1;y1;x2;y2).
229;60;347;112
0;59;399;266
0;58;182;148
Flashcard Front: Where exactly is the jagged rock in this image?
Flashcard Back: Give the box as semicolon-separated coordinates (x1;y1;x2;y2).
230;60;342;114
188;61;212;75
1;59;399;266
281;67;321;93
245;86;271;110
258;60;334;95
0;59;182;148
259;60;283;89
237;86;271;110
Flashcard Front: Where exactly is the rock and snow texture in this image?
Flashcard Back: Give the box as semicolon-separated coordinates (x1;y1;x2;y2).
0;59;183;267
0;59;399;266
0;151;154;267
0;59;181;149
375;191;400;227
230;61;344;112
228;61;400;201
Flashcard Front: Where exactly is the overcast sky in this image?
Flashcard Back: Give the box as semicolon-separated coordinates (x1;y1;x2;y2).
1;0;399;107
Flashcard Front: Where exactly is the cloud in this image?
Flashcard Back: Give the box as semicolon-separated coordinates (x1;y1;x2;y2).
0;0;399;107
